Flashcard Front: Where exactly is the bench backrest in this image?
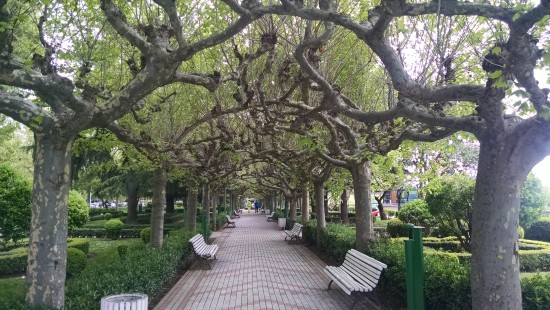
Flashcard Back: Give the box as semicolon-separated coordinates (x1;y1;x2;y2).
226;215;232;222
291;223;303;233
189;234;207;251
342;249;387;288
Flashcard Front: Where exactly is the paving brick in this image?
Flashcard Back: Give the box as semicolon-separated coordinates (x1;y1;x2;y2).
154;212;362;309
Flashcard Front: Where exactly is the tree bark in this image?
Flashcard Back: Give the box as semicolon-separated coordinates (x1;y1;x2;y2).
301;187;310;222
313;180;326;245
211;190;218;230
150;167;167;249
25;134;74;309
202;185;210;228
471;141;525;309
350;161;374;251
323;188;329;218
126;182;139;224
289;194;298;223
186;183;198;231
165;182;177;214
340;189;349;224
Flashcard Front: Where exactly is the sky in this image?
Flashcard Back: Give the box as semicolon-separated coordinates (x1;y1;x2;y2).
533;156;550;189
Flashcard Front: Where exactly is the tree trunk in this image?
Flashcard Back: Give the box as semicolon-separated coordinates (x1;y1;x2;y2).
471;142;525;309
323;188;329;218
313;180;326;245
150;167;167;249
350;161;373;251
301;187;310;223
25;134;74;309
340;189;349;224
186;183;198;231
211;191;218;230
202;185;210;227
165;182;176;214
126;182;139;224
289;194;298;222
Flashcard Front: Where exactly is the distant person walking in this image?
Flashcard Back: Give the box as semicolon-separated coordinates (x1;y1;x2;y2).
254;200;261;213
247;200;252;213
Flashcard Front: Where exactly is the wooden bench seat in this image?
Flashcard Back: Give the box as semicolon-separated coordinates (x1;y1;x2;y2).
189;234;218;269
284;223;303;241
226;215;236;228
266;212;275;222
325;249;387;309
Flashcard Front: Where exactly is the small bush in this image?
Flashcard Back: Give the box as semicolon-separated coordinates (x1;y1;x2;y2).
424;254;471;309
118;245;128;261
67;238;90;254
319;223;355;263
66;248;87;277
68;190;89;230
387;218;408;237
140;227;151;244
525;221;550;242
104;213;112;220
398;200;435;235
519;226;525;239
303;220;317;246
64;229;196;309
104;219;124;240
522;273;550;310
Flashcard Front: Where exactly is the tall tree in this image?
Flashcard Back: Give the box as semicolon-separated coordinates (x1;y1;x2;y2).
0;0;261;307
260;0;550;307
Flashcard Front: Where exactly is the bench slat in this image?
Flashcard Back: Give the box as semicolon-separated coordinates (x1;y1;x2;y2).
324;249;386;297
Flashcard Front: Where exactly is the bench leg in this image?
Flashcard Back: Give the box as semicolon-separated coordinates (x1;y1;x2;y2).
205;259;211;270
327;280;334;291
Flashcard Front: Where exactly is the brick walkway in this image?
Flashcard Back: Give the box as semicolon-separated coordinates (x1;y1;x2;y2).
154;211;365;310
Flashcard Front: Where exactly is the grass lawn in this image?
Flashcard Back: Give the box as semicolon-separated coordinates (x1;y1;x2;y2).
0;238;140;309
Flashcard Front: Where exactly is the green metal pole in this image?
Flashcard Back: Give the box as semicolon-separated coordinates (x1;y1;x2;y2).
404;224;425;310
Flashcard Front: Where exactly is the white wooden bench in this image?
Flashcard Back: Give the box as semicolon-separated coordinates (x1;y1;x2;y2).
232;210;240;218
225;215;236;228
266;212;275;222
189;234;218;269
284;223;303;241
325;249;387;309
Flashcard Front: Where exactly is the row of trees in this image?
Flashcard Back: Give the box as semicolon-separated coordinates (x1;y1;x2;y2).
2;0;550;308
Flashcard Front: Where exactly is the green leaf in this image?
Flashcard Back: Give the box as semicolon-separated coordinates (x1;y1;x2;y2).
512;13;521;22
489;70;502;79
492;46;502;55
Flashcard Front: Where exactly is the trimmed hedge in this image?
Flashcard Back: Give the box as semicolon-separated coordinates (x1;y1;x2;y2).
69;227;173;239
525;220;550;242
64;228;196;309
303;221;550;309
522;273;550;310
104;219;124;240
66;248;87;277
0;239;90;276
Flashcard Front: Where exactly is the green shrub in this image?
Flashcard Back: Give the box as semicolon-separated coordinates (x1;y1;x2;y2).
118;245;128;261
319;223;355;263
303;220;317;246
519;226;525;239
104;213;112;220
365;237;406;305
522;273;550;310
0;253;27;276
66;248;87;277
398;200;435;235
387;218;408;237
140;227;151;244
0;164;32;244
68;191;89;230
526;221;550;242
64;229;196;309
104;219;124;240
424;254;471;309
67;238;90;254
